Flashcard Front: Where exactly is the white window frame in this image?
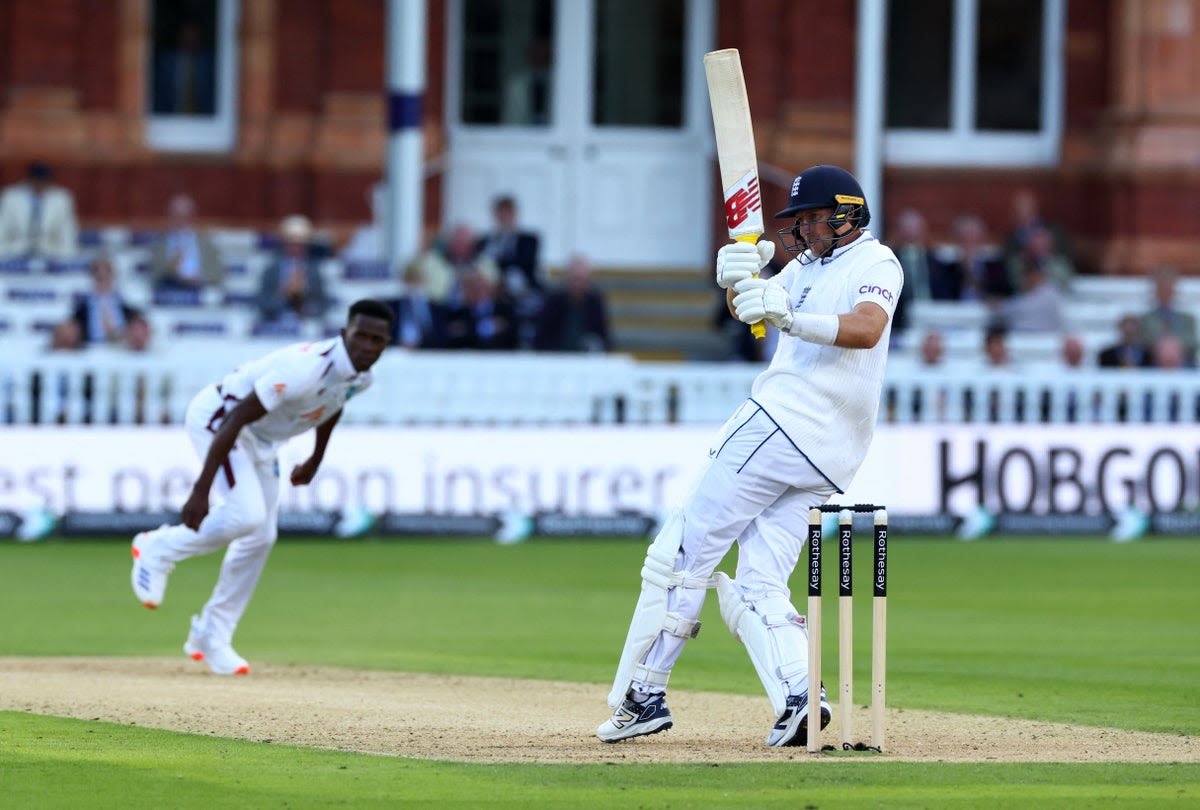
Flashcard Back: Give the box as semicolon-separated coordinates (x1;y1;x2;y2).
144;0;240;153
884;0;1064;168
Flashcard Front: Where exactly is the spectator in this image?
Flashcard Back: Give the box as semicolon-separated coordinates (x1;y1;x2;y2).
932;214;1011;302
67;256;143;346
255;215;330;329
0;161;80;262
983;324;1011;368
997;259;1064;333
533;255;611;352
1002;188;1074;277
1098;314;1152;368
1008;224;1073;293
124;312;154;353
411;223;499;305
476;195;542;297
148;193;223;293
476;195;543;346
919;329;946;366
49;319;83;351
1061;335;1086;369
1138;265;1198;363
1151;333;1190;370
443;268;519;350
386;262;447;349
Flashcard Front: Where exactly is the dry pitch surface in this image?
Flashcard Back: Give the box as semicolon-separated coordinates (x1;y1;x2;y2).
2;657;1196;764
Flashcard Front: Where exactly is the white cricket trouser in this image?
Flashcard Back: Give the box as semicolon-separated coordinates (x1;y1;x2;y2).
151;384;282;645
639;399;838;683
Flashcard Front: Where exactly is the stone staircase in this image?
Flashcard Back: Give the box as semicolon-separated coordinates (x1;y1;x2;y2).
589;267;732;361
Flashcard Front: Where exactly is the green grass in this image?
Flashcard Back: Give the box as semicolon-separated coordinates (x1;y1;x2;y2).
2;535;1199;806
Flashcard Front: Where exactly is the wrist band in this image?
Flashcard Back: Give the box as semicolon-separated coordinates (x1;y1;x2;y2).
788;313;840;345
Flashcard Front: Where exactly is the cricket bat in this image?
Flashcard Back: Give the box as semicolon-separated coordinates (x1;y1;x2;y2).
703;48;766;339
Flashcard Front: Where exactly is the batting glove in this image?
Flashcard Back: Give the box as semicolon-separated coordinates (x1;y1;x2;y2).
732;276;793;331
716;239;775;290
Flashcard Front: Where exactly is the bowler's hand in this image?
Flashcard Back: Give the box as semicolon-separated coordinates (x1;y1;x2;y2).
290;458;320;486
181;489;210;531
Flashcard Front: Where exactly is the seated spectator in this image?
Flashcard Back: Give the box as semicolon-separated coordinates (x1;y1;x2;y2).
1098;314;1152;368
148;193;223;293
919;329;946;366
0;161;80;262
1138;265;1198;362
1060;335;1086;369
411;223;499;305
1002;188;1074;279
476;194;542;297
255;215;330;328
50;319;83;351
931;214;1011;302
1007;224;1073;293
476;195;544;346
533;255;611;352
124;312;154;353
1151;333;1191;370
387;262;447;349
443;268;519;350
997;260;1064;333
983;324;1011;368
67;256;143;346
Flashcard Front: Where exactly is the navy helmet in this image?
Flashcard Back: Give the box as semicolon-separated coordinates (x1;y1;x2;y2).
775;165;871;261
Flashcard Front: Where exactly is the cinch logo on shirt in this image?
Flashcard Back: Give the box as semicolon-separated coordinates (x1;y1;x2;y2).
859;284;894;303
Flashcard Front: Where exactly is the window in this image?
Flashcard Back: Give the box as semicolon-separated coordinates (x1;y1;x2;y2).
884;0;1063;166
145;0;240;153
592;0;685;127
459;0;555;126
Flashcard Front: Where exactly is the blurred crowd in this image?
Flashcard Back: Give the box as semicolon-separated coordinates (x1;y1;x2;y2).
0;163;612;358
882;188;1195;374
3;162;1194;377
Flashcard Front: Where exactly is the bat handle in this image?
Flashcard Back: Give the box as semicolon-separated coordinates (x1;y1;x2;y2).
734;233;766;340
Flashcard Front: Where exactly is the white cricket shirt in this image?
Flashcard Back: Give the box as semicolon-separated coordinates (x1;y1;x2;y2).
217;336;373;450
750;231;903;489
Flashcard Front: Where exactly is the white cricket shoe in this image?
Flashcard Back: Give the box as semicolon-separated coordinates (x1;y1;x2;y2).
767;684;831;747
597;692;673;742
183;617;250;676
130;527;173;609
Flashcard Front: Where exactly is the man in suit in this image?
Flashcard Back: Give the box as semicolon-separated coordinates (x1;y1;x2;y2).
255;215;330;328
476;195;542;297
148;193;224;292
0;162;80;261
69;256;141;345
533;255;611;352
443;268;519;350
930;214;1011;302
1138;265;1197;364
387;263;447;349
1098;315;1152;368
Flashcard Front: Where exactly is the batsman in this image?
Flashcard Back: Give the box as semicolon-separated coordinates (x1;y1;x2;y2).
598;166;902;747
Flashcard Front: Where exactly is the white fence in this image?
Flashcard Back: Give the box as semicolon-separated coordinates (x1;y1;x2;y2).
3;345;1198;426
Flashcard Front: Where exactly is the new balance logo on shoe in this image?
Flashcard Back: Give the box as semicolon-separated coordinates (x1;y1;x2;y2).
597;693;674;743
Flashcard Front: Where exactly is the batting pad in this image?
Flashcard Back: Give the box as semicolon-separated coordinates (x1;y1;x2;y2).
715;572;809;717
606;511;708;708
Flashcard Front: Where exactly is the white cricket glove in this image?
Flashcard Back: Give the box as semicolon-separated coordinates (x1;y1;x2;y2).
715;239;775;290
732;276;793;330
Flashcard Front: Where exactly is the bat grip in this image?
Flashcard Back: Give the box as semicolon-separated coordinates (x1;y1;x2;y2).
734;234;766;340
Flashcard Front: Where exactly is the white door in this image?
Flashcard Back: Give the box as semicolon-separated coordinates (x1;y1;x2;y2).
444;0;714;270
